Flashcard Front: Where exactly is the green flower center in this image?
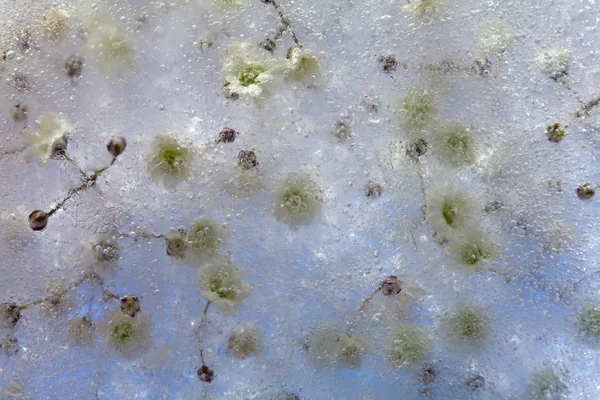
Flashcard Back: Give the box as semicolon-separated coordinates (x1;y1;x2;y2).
453;310;485;339
579;308;600;337
461;243;489;266
447;134;470;156
238;64;265;87
113;320;134;342
160;146;184;169
210;278;236;299
442;202;457;226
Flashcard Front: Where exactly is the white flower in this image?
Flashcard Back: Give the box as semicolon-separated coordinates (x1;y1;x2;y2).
222;41;283;98
145;133;194;189
477;20;514;55
22;113;72;165
285;45;319;82
197;259;250;315
103;310;153;354
536;47;570;80
404;0;442;22
83;11;135;70
41;9;70;41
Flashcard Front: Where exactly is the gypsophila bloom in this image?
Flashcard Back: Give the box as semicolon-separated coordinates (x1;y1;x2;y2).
333;121;351;140
397;87;437;132
536;47;569;80
466;374;486;392
577;306;600;342
67;317;94;346
364;181;383;198
217;127;236;143
197;259;250;315
477;20;514;55
83;11;135;70
186;217;226;261
104;309;152;354
0;303;21;328
222;41;283;99
0;335;19;356
273;172;321;227
11;104;28;122
378;54;397;72
286;45;319;82
237;150;259;170
418;363;439;385
546;123;565;143
450;233;496;272
228;324;263;359
576;183;595;200
82;234;119;271
334;334;368;369
381;275;402;295
433;124;476;166
145;134;193;189
65;55;84;78
197;365;215;383
527;368;567;400
403;0;442;23
406;138;428;159
41;9;70;41
166;228;187;260
440;306;490;346
120;295;141;317
427;186;478;240
384;325;431;368
22;112;72;165
28;210;48;231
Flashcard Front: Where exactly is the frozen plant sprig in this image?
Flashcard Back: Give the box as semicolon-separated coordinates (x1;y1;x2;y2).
22;112;72;165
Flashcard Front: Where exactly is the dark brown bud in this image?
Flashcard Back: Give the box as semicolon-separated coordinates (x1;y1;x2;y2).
259;38;277;53
364;181;383;198
218;127;236;143
1;303;21;328
406;138;428;159
237;150;258;170
546;123;565;143
166;229;187;259
378;54;397;72
119;295;141;317
107;136;127;157
418;363;439;385
50;136;68;158
197;365;215;383
65;55;84;78
29;210;49;231
576;183;595;200
381;275;402;295
466;374;485;392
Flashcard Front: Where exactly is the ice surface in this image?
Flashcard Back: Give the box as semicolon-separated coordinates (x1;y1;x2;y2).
0;0;599;398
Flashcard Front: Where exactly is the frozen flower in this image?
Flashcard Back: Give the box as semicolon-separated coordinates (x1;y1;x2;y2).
42;281;72;315
577;306;600;342
28;210;49;231
449;233;496;272
477;20;514;55
427;186;478;240
228;324;263;359
384;325;431;368
378;54;397;72
439;305;490;346
333;120;352;140
396;87;437;133
527;368;567;400
364;181;383;198
82;235;119;271
120;295;141;317
406;138;428;159
466;374;486;392
106;136;126;157
433;124;476;166
536;47;569;80
418;363;439;385
473;57;492;76
197;259;250;315
145;134;193;189
0;303;21;328
546;123;565;143
103;309;152;353
237;150;259;170
65;55;84;78
285;45;319;82
403;0;442;23
197;365;215;383
22;113;72;164
83;11;135;70
166;228;187;260
217;127;237;143
0;335;19;356
186;217;227;261
67;316;94;346
11;104;28;122
41;9;70;41
273;172;321;227
222;41;283;98
334;334;368;369
576;183;595;200
381;275;402;295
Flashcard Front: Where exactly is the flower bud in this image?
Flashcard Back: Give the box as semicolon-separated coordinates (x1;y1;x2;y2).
406;138;428;159
364;181;383;198
237;150;258;170
166;229;187;259
418;363;439;385
0;335;19;356
29;210;49;231
50;136;68;158
218;127;236;143
576;183;595;200
0;303;21;328
65;55;83;78
197;365;214;383
378;54;397;72
466;374;485;392
107;136;127;157
381;275;402;295
120;295;141;317
546;123;564;143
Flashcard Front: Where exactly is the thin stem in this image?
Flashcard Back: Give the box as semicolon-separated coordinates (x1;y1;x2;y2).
264;0;300;45
415;158;428;217
559;270;600;301
196;300;212;359
118;230;166;242
0;145;27;158
575;96;600;118
358;287;381;312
